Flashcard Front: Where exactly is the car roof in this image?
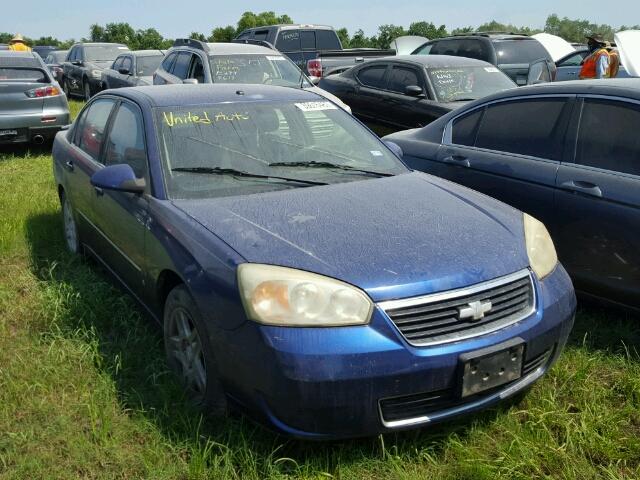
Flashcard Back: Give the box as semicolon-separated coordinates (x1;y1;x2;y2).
444;33;532;40
74;42;128;47
0;51;43;67
244;24;333;31
128;49;164;56
388;54;493;67
99;83;324;108
171;42;275;55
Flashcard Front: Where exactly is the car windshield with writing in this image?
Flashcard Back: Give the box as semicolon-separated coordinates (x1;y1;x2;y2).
427;66;515;103
156;100;407;199
85;45;129;62
209;54;311;87
137;55;164;76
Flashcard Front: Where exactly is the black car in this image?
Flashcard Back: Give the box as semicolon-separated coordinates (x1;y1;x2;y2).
33;45;58;60
412;33;555;86
102;50;164;89
62;42;130;100
44;49;68;83
319;55;515;135
384;79;640;309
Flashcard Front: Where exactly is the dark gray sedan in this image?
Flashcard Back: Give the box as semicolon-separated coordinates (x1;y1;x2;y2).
102;50;164;89
0;51;70;145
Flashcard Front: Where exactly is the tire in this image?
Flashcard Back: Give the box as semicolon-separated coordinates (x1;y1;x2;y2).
62;78;71;98
61;192;80;254
164;285;227;415
83;79;92;101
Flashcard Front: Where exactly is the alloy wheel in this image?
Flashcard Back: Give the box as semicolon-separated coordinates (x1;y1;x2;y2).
167;307;207;400
62;196;79;254
84;81;91;101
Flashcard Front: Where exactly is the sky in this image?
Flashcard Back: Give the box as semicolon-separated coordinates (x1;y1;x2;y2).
2;0;637;41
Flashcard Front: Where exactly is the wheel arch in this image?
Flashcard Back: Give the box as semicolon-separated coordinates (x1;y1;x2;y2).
156;269;185;313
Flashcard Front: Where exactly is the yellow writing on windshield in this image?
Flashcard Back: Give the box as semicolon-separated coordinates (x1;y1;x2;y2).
162;111;250;127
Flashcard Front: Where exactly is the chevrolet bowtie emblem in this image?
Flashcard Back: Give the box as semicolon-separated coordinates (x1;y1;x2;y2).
458;300;492;321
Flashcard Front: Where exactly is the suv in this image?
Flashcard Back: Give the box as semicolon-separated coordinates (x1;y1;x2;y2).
412;33;555;86
62;42;130;100
153;39;351;111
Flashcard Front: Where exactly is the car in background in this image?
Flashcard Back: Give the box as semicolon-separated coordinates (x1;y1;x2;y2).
44;49;68;83
412;33;556;86
554;47;630;81
52;83;575;439
384;79;640;310
153;38;351;112
62;42;130;100
234;24;394;77
319;55;516;135
0;44;8;51
0;51;69;145
33;45;58;60
102;50;164;89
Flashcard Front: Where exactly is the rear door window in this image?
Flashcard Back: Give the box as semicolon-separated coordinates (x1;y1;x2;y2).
474;98;567;160
456;39;490;62
77;99;116;161
253;30;269;41
430;39;462;56
300;31;316;50
452;109;483;146
494;39;550;64
172;52;192;79
356;65;388;88
276;30;301;52
575;99;640;176
317;30;341;50
386;65;422;93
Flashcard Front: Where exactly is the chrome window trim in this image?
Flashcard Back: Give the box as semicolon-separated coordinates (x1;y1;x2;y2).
378;268;536;347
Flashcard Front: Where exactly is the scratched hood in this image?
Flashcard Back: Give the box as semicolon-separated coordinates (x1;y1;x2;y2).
172;172;530;301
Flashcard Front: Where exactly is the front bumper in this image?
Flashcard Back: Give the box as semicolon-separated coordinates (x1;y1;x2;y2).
220;265;576;439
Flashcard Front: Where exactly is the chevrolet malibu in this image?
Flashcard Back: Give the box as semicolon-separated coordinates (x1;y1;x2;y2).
52;84;575;439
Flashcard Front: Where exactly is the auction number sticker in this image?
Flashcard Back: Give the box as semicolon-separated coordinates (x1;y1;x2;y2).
484;67;500;73
266;56;286;61
295;101;338;112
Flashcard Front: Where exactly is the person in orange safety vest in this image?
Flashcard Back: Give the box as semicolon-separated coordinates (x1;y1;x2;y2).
579;34;609;79
605;42;621;78
8;33;32;52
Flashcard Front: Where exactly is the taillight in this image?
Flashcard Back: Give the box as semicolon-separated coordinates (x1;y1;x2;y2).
307;59;323;78
25;86;61;98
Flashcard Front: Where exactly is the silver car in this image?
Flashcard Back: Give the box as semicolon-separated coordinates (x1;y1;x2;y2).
101;50;165;89
0;51;70;145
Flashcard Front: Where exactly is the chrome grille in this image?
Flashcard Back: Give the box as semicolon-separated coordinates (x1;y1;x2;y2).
379;269;535;347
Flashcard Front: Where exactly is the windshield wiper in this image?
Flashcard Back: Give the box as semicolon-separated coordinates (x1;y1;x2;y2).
268;161;394;177
171;166;327;186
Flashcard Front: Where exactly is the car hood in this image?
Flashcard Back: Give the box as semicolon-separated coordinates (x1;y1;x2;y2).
86;61;113;70
171;172;529;302
532;33;575;62
614;30;640;77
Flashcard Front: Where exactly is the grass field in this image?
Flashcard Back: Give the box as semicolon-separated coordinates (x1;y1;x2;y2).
1;99;639;479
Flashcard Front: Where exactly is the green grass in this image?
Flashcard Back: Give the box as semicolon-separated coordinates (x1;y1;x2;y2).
0;99;639;479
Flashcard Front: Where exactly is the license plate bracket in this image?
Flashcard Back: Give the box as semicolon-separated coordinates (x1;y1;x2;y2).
459;337;524;398
0;129;18;137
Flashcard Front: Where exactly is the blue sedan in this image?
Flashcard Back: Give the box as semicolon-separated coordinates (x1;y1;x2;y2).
52;84;575;439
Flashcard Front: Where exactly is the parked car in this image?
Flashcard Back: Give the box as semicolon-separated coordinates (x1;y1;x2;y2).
62;42;130;100
0;51;70;145
153;38;351;112
0;44;8;51
319;55;516;135
412;33;556;86
44;49;68;83
52;83;575;439
234;24;395;78
33;45;58;60
554;48;630;81
384;79;640;310
102;50;165;89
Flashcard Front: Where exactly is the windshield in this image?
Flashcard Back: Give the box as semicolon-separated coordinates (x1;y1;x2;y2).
427;66;515;103
156;101;407;199
85;45;129;62
494;40;550;65
50;51;68;63
137;55;163;76
209;54;311;88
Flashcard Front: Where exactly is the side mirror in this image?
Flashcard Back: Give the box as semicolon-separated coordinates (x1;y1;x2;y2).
118;68;131;75
384;140;403;159
405;85;425;97
90;164;145;194
71;60;82;66
182;78;198;85
309;75;321;85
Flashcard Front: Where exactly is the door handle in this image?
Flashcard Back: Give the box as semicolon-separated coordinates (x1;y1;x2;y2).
442;155;470;167
560;180;602;198
64;160;74;171
94;186;104;196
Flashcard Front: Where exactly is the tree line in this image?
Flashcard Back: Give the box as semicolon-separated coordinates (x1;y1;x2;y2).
2;11;639;51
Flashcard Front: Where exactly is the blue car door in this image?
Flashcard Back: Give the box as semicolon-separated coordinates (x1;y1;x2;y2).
554;96;640;306
63;98;117;249
427;95;573;224
89;99;150;296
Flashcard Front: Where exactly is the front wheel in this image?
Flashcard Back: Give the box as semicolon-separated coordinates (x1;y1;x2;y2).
62;78;71;98
164;285;227;415
61;193;80;254
83;80;92;101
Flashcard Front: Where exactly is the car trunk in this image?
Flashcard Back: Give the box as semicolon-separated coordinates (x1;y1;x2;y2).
0;81;44;114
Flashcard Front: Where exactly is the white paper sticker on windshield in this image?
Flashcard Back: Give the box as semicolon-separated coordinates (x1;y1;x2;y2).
118;46;128;49
266;55;286;61
370;150;383;156
484;67;499;72
295;101;338;112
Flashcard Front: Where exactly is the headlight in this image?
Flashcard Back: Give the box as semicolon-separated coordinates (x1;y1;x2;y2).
238;264;373;326
91;69;102;79
523;213;557;279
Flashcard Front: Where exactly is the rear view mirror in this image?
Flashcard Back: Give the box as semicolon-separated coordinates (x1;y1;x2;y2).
384;141;403;159
405;85;425;97
183;78;198;85
91;164;145;194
